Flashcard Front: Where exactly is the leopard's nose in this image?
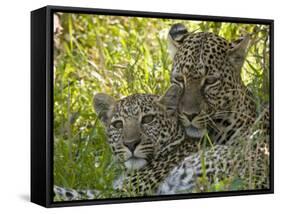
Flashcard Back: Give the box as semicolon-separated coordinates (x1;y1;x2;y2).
123;139;141;153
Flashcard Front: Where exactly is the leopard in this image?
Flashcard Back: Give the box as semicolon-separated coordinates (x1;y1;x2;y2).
159;24;271;193
54;85;269;201
54;85;199;200
167;23;264;145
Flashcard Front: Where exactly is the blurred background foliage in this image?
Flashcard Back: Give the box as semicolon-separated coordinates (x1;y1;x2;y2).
53;13;270;197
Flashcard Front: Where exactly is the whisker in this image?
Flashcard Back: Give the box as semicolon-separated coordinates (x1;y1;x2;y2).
205;115;222;134
196;112;215;121
198;114;222;134
213;110;255;121
206;121;219;133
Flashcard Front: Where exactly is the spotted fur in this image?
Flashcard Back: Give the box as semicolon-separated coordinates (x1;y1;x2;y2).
160;107;270;194
54;91;269;201
168;24;257;144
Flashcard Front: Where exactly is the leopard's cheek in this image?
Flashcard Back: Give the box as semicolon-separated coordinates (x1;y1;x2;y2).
109;142;123;161
138;123;161;156
107;129;126;159
202;84;221;109
135;137;155;160
108;129;122;146
209;88;233;110
142;121;161;142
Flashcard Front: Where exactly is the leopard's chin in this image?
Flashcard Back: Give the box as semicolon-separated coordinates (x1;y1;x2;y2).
185;125;205;139
124;157;147;170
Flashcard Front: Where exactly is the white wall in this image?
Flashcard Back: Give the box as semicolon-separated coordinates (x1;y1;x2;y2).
0;0;279;212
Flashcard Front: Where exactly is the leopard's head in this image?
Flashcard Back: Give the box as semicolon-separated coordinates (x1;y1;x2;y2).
168;23;251;139
94;85;183;170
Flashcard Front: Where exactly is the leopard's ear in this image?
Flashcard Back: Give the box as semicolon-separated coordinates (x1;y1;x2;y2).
227;35;250;71
168;23;188;58
93;93;116;126
158;84;182;116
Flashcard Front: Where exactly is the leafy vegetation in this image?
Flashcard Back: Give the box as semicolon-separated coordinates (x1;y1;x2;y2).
53;13;270;200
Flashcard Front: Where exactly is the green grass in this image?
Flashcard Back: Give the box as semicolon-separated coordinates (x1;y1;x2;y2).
53;13;270;200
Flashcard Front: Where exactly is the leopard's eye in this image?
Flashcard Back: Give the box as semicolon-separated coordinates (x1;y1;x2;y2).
174;75;184;83
205;76;219;85
112;120;123;129
141;115;155;124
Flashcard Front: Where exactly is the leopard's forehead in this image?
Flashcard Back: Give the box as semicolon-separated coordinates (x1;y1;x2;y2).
113;94;160;118
173;32;231;79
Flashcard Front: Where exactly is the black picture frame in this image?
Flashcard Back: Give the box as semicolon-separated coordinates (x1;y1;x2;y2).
31;5;274;208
